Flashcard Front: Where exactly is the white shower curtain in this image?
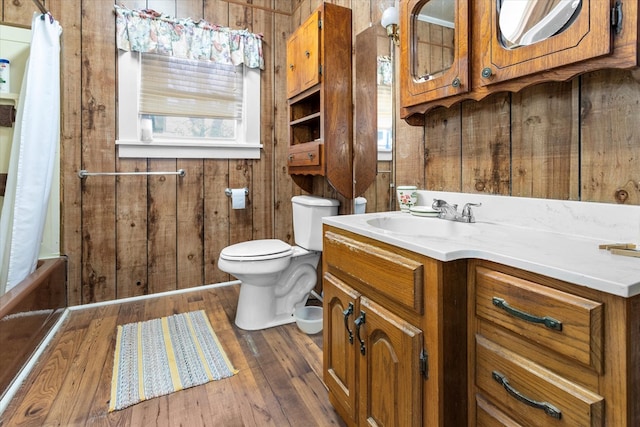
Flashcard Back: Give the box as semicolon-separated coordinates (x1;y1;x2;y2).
0;13;61;295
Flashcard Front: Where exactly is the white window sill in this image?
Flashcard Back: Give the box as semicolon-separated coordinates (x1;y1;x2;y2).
378;150;392;162
116;140;263;159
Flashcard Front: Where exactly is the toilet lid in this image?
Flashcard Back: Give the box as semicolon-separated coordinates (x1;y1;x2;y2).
220;239;293;261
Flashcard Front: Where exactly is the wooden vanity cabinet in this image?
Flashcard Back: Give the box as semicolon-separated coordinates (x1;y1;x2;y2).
322;225;468;426
400;0;640;124
286;3;354;198
468;260;640;426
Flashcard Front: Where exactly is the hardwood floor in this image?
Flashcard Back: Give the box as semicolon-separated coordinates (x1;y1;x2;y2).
0;283;346;426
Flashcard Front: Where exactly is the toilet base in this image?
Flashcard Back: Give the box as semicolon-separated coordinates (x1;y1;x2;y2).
234;282;309;330
233;250;320;331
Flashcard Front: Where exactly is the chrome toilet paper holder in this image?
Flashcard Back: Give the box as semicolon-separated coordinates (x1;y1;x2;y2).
225;187;249;196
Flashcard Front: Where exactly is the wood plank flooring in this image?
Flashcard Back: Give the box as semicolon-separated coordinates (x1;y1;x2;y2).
0;284;346;426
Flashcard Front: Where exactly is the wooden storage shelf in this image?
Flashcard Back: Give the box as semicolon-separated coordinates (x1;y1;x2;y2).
289;117;321;146
286;3;357;198
289;87;320;121
290;112;321;127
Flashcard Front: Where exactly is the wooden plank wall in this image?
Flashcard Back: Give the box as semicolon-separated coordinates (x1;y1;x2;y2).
2;1;639;305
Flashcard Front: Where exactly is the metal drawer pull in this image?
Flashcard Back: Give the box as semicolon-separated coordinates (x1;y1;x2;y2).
354;311;366;355
492;297;563;331
492;371;562;420
343;302;354;344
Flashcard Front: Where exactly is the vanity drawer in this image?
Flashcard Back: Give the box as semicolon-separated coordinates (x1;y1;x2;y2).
323;230;424;314
474;265;603;372
475;334;604;427
475;393;524;427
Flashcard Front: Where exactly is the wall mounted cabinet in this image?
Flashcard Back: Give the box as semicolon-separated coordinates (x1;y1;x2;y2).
286;10;321;99
400;0;639;125
286;3;354;198
399;0;470;119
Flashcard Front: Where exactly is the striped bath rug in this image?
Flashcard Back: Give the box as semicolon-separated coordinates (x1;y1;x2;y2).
109;310;237;411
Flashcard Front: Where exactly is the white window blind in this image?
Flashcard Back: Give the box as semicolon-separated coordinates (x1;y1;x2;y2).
377;83;393;130
116;50;262;159
140;53;243;119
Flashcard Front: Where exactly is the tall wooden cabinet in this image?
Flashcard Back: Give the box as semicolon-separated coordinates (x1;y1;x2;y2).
322;226;468;426
286;3;354;198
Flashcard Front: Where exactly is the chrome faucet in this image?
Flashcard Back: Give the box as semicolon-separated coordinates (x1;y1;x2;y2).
432;199;482;223
432;199;459;221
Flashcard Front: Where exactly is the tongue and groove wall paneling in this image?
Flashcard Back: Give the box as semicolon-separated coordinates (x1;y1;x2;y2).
79;0;118;303
203;1;231;285
114;0;149;301
424;105;463;192
227;3;253;249
45;0;83;305
175;0;205;290
146;0;178;296
248;1;274;245
461;93;511;195
394;88;424;191
274;3;296;245
510;81;579;200
580;69;640;205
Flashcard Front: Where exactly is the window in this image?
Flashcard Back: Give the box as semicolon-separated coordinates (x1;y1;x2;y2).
377;55;393;161
117;50;261;159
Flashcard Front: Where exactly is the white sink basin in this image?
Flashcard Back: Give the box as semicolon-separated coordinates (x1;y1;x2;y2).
366;216;478;238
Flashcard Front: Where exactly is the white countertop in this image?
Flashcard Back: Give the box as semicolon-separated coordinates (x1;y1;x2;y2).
324;191;640;298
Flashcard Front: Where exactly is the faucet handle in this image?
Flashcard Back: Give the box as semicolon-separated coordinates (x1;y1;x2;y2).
432;199;457;210
461;202;482;222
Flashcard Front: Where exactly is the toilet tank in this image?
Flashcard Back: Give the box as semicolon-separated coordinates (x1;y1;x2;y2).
292;195;339;251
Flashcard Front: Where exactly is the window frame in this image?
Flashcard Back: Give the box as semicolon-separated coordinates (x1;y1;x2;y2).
116;50;262;159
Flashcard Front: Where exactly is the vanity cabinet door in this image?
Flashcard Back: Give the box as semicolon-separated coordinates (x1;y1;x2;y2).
358;296;424;427
400;0;470;109
323;273;360;423
473;0;612;87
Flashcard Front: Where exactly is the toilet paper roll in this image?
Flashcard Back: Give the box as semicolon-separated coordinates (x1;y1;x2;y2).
231;188;246;209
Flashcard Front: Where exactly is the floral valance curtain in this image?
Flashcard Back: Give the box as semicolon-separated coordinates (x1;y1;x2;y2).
114;4;264;70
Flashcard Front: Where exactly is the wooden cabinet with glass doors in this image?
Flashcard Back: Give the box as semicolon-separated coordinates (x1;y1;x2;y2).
400;0;640;124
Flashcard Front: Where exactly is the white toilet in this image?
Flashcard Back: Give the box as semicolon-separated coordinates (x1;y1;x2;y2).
218;195;339;330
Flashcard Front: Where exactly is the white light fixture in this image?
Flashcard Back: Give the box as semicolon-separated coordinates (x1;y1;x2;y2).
381;5;399;45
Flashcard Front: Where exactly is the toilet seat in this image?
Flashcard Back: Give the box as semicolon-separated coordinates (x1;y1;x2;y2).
219;239;293;262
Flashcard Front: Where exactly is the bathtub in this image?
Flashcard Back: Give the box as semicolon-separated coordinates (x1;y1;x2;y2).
0;257;67;399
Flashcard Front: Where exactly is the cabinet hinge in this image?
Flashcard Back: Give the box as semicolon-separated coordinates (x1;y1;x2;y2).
318;19;322;29
319;65;323;76
420;349;428;379
611;0;623;35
